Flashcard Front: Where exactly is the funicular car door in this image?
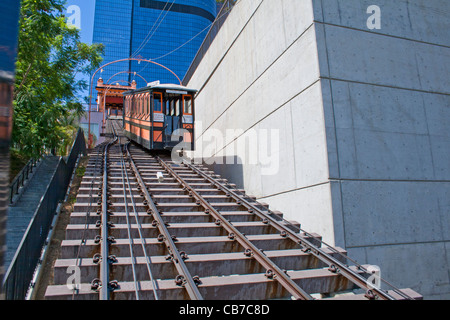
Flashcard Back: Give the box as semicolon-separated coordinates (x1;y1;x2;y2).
182;94;194;150
163;93;182;147
152;92;164;148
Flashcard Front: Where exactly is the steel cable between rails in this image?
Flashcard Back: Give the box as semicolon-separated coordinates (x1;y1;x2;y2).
117;141;141;300
122;142;159;300
114;122;160;300
128;147;203;300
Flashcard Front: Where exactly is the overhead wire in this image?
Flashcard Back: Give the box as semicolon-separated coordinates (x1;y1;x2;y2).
130;0;175;58
131;0;240;84
131;0;177;59
150;0;240;62
137;0;239;78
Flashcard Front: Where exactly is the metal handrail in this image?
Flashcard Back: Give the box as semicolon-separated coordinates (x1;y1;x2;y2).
9;128;87;205
9;158;39;204
3;128;87;300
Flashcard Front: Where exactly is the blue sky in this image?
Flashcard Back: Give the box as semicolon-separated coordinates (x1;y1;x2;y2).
65;0;96;103
65;0;95;44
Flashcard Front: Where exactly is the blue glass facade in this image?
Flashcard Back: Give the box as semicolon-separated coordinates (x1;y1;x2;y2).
92;0;216;92
0;0;21;82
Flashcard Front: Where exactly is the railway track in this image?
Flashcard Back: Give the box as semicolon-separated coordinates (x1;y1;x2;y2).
43;120;421;300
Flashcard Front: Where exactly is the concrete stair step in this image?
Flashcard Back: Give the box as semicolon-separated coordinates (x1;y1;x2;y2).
59;233;322;260
45;266;362;300
64;221;299;240
69;210;284;225
50;247;347;285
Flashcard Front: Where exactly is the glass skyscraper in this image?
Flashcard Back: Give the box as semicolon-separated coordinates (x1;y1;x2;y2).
92;0;217;90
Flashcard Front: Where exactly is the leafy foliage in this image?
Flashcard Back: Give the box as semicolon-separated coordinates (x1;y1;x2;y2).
13;0;104;159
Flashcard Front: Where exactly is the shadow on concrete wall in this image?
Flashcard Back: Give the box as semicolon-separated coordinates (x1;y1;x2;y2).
196;156;244;190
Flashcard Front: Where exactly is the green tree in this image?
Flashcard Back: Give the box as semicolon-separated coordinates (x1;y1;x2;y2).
12;0;104;159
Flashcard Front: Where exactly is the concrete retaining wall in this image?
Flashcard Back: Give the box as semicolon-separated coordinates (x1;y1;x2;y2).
314;0;450;299
188;0;336;243
187;0;450;299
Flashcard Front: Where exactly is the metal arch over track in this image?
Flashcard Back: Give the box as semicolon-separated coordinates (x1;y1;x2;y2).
42;120;422;301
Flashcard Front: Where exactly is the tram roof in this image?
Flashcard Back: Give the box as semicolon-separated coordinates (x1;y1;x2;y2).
124;82;197;95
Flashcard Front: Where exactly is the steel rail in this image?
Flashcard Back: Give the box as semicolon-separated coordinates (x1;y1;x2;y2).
157;157;314;300
71;143;105;300
194;163;412;300
75;120;115;299
297;229;414;300
280;216;414;301
184;161;397;300
99;124;118;300
127;149;203;300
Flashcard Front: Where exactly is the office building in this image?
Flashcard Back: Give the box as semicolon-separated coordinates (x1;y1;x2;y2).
92;0;217;89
